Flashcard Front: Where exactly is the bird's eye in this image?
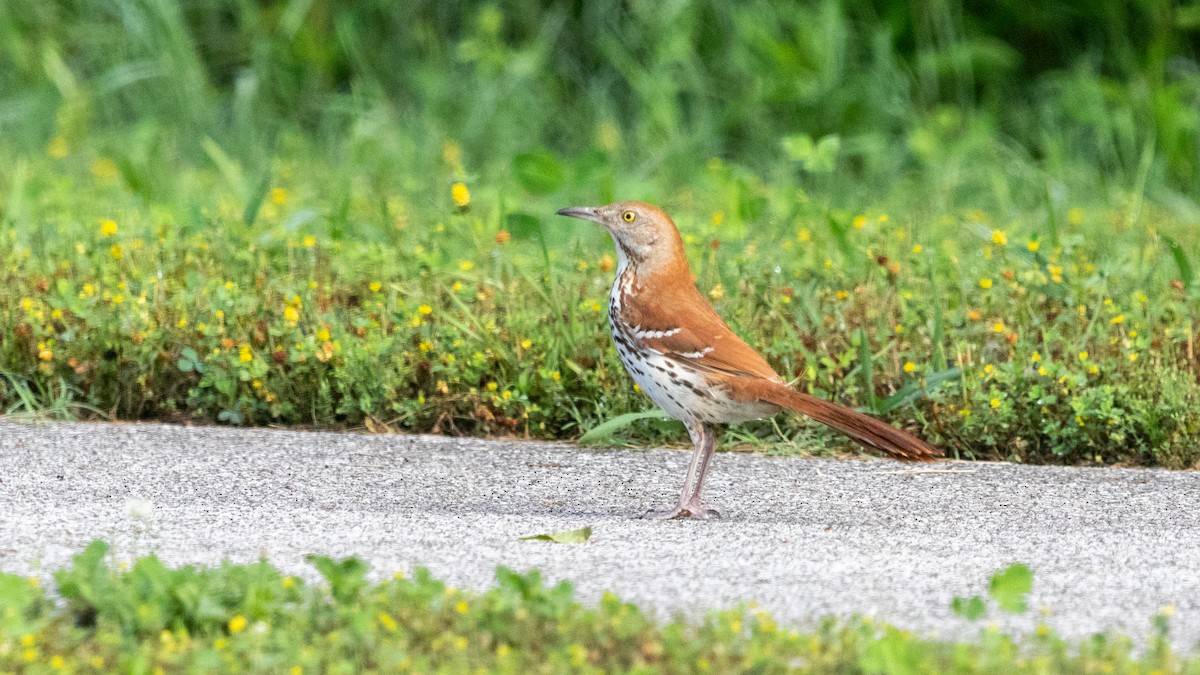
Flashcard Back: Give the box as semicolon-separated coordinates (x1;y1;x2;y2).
622;211;636;222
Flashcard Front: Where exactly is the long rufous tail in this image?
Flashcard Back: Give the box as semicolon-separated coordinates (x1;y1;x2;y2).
735;379;941;462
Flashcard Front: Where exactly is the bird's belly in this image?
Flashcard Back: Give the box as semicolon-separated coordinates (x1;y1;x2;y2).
614;343;777;425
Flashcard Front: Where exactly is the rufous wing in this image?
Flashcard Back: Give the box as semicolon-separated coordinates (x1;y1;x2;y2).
618;281;782;381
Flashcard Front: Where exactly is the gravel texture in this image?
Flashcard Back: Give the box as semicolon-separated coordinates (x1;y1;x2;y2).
2;419;1198;646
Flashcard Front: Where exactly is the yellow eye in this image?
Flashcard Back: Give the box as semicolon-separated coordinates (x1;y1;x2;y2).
622;211;635;222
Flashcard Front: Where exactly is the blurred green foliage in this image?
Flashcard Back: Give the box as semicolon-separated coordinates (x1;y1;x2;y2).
0;540;1190;672
2;0;1198;195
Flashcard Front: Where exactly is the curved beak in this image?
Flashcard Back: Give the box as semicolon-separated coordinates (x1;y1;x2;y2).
555;206;605;225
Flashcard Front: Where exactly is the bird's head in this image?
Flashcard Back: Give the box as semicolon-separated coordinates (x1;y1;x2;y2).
555;201;686;276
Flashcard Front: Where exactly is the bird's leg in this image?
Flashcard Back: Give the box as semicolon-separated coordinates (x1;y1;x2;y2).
642;421;720;520
683;425;719;513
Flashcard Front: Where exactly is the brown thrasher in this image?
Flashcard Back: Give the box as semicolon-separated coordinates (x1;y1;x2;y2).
557;201;941;519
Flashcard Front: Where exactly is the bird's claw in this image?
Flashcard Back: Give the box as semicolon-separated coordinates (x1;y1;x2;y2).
640;504;721;520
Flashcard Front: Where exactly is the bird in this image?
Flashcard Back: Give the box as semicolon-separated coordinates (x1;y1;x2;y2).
556;201;941;519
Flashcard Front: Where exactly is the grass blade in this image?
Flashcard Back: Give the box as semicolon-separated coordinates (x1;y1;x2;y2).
1163;235;1194;290
578;410;671;444
878;367;963;415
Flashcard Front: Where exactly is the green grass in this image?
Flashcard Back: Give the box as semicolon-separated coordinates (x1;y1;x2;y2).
2;541;1195;673
2;1;1200;465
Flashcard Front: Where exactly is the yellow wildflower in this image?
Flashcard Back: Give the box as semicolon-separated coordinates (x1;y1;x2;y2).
991;230;1008;246
284;306;299;323
418;304;433;315
1027;240;1040;252
451;182;470;208
228;615;247;633
903;362;916;373
378;612;399;633
979;278;993;289
100;219;118;237
458;260;475;272
852;215;868;229
1110;314;1124;324
369;281;382;293
302;235;316;248
270;187;288;205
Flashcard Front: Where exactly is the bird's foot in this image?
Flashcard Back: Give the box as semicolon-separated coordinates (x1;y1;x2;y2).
640;502;721;520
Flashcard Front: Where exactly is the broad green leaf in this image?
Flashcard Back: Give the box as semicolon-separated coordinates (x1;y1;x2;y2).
519;527;593;544
513;151;564;194
781;134;815;162
306;555;369;602
989;563;1033;614
951;595;986;621
781;133;840;172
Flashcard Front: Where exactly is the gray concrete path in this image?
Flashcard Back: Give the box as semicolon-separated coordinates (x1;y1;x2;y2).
2;419;1198;646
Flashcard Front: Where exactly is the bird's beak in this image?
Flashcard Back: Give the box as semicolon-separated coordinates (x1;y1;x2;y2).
555;206;605;225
